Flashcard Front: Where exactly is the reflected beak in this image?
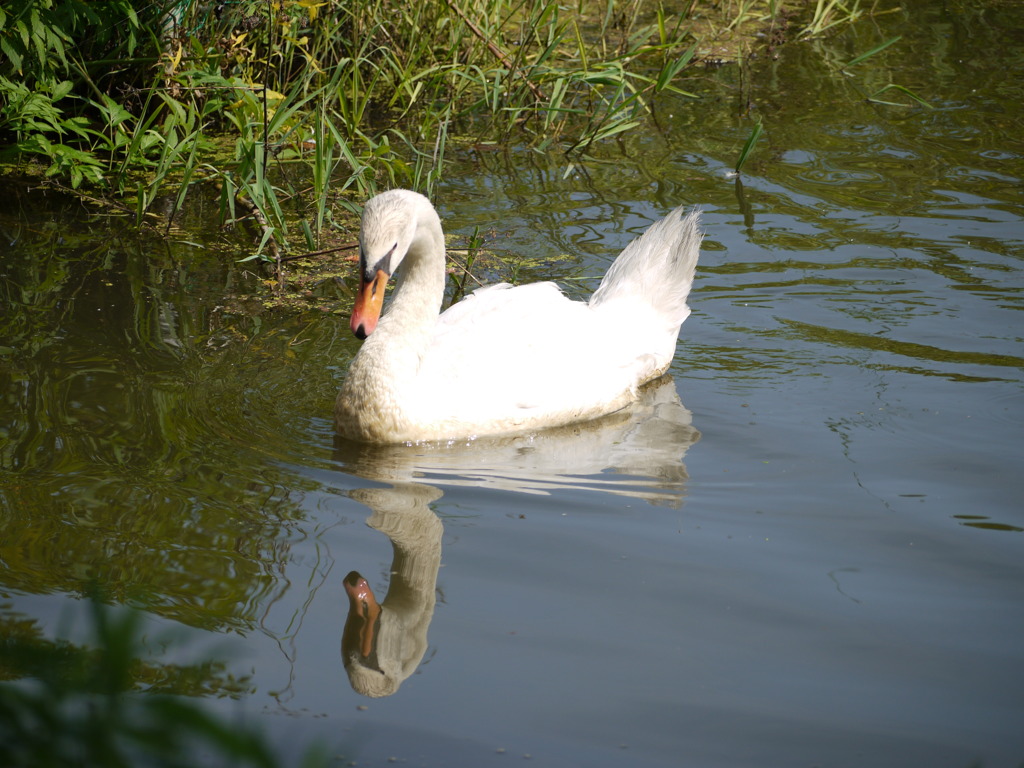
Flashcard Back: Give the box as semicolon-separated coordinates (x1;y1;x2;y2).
343;571;381;659
351;269;390;339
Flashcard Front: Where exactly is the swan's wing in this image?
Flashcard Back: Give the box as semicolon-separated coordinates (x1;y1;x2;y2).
430;283;578;398
435;281;560;329
420;282;663;420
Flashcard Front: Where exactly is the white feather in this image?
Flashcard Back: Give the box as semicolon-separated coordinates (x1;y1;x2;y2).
336;190;702;443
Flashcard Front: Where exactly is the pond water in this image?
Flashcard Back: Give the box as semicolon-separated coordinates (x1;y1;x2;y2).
2;2;1023;767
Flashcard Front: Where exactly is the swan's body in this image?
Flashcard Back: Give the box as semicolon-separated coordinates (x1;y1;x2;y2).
335;189;701;444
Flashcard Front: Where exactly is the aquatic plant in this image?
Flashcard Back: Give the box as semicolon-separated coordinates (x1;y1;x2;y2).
734;117;763;174
0;0;891;262
0;594;331;768
842;36;933;108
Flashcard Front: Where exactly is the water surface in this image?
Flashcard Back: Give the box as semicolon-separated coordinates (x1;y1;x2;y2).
2;2;1023;766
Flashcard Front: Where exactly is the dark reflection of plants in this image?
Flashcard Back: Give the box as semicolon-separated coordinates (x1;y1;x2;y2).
0;594;332;768
0;602;250;696
0;198;340;632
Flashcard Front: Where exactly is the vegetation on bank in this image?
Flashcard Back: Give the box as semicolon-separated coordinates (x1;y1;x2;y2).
0;593;333;768
0;0;883;263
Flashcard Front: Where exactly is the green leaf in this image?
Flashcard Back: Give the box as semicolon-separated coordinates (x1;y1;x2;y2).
1;37;23;73
29;9;47;64
735;118;764;173
867;83;934;109
50;80;74;101
592;119;640;143
15;19;29;49
655;45;696;92
844;36;902;69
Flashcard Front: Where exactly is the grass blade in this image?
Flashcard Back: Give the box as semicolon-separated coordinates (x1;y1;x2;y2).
844;36;902;68
868;83;934;108
734;118;763;174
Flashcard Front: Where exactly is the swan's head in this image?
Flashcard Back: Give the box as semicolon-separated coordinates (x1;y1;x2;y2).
350;189;433;339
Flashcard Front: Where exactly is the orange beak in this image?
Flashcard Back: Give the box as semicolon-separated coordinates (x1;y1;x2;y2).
351;269;389;339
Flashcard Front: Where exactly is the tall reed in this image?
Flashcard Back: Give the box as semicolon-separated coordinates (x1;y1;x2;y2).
1;0;887;259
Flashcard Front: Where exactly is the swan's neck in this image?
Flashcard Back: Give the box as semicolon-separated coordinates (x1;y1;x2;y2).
379;215;446;344
339;203;446;441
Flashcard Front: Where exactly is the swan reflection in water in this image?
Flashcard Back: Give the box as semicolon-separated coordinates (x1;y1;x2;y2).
333;376;700;698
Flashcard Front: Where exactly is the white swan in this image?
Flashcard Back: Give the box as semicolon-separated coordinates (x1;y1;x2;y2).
335;189;702;444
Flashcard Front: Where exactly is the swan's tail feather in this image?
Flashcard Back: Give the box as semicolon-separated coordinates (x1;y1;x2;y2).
589;207;702;330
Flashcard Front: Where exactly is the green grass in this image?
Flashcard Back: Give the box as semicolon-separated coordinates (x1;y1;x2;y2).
734;116;763;174
1;0;897;266
1;0;708;260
